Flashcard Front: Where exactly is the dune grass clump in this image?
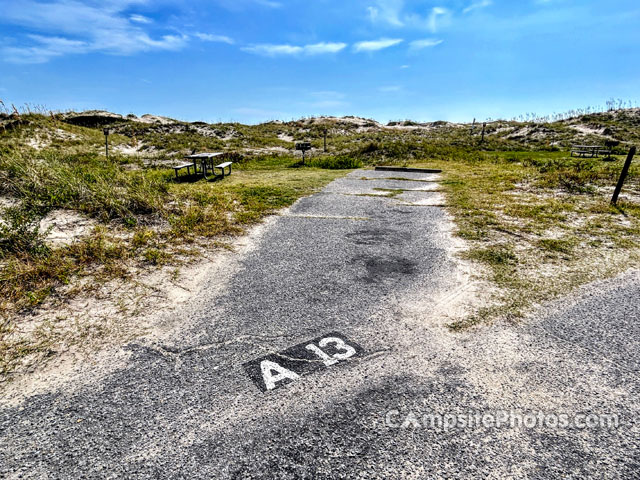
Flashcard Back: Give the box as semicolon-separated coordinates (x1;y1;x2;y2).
0;150;170;224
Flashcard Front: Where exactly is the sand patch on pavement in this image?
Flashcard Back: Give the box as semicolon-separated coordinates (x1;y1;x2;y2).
0;214;284;406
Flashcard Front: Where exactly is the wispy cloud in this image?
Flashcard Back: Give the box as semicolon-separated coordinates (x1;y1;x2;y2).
367;0;404;27
242;42;347;57
243;44;302;56
353;38;403;52
3;35;87;63
129;14;151;24
304;42;348;55
195;33;235;44
462;0;493;14
423;7;450;32
367;1;450;32
409;38;443;50
0;0;189;63
213;0;282;10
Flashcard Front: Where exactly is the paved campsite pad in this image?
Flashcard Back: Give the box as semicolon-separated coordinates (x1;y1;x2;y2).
322;175;440;196
1;170;639;478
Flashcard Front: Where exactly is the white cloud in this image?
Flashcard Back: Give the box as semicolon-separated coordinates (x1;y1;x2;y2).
367;0;404;27
409;38;443;50
242;42;347;57
3;35;87;63
353;38;403;52
304;42;348;54
129;14;151;24
243;44;303;56
213;0;282;10
379;85;402;92
462;0;492;14
195;33;234;44
425;7;449;32
367;1;450;32
0;0;188;63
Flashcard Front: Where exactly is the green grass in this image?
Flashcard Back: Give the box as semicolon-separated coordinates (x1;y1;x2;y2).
413;151;640;329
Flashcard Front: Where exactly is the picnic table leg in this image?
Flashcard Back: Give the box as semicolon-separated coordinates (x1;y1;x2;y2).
202;159;207;178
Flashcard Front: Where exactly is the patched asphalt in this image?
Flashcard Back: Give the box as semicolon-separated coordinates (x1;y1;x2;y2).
1;170;638;479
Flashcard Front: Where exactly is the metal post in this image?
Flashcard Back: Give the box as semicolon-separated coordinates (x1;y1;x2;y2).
611;146;636;205
481;123;486;143
103;128;110;160
323;129;327;153
295;142;311;165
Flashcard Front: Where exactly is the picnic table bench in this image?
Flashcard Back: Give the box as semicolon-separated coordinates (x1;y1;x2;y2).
212;161;232;178
570;145;611;158
173;161;198;177
174;152;233;180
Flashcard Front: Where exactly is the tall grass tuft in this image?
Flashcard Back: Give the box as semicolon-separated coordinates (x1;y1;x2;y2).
0;205;50;259
0;150;170;224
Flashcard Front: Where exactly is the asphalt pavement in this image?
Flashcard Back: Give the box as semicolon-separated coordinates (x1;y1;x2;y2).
1;170;638;479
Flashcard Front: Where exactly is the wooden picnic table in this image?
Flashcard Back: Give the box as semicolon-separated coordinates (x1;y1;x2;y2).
173;152;234;180
184;152;226;180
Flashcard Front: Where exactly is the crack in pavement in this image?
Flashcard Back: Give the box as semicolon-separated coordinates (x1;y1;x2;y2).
136;333;299;359
282;214;371;221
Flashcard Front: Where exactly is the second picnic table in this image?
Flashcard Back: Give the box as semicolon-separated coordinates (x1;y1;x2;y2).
570;145;611;158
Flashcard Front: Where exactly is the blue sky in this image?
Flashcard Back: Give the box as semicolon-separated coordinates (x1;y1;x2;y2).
0;0;638;124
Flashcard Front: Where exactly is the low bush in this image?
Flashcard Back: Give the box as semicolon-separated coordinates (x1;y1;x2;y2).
309;156;363;169
0;205;49;259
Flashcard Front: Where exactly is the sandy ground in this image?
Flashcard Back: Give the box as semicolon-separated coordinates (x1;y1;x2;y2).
0;215;283;405
39;210;97;247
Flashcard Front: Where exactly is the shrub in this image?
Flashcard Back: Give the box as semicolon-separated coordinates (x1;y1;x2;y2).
309;156;363;169
0;205;50;258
